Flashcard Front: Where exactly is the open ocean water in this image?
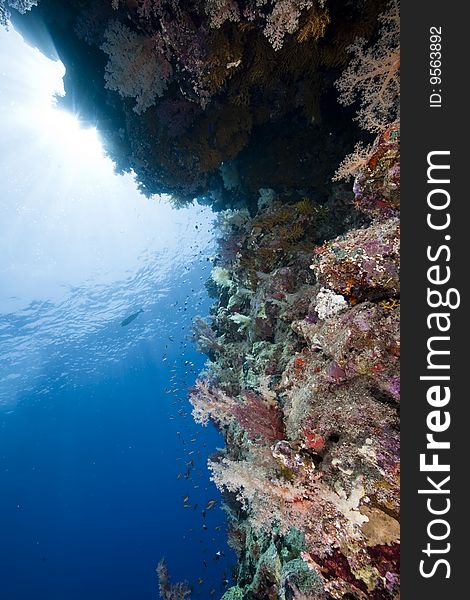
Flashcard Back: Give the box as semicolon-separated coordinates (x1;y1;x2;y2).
0;26;234;600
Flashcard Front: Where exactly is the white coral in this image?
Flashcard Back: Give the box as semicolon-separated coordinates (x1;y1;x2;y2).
229;313;251;329
314;287;347;320
211;266;232;287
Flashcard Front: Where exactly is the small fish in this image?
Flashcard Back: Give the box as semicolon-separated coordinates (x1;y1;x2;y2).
197;578;204;585
205;500;217;510
120;309;143;327
183;495;189;503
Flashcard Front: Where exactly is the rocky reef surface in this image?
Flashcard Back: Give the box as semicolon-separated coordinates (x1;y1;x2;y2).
190;122;400;599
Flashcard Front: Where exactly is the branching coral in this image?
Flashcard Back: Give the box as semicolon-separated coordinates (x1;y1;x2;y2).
204;0;329;51
333;0;399;183
192;316;226;356
335;0;400;133
205;0;240;28
332;141;374;182
189;379;285;444
189;379;235;427
264;0;316;51
101;20;172;113
156;559;191;600
209;448;313;533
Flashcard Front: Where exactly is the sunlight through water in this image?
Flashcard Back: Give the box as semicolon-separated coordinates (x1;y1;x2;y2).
0;26;216;406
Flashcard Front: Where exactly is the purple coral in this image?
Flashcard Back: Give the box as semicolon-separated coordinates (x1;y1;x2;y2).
234;390;285;444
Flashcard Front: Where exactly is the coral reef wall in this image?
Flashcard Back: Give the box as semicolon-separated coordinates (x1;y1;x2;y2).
6;2;400;598
190;121;400;599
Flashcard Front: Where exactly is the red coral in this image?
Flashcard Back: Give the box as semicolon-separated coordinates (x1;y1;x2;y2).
367;543;400;577
233;390;285;444
303;430;325;452
311;550;368;594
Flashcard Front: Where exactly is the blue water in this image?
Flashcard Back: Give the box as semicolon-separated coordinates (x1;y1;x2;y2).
0;26;235;599
0;263;235;599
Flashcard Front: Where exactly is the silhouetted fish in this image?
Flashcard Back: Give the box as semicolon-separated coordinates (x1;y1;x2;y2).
120;309;143;327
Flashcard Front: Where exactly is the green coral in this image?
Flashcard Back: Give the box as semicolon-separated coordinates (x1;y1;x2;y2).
281;528;306;562
279;558;323;599
220;586;245;600
248;541;283;597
